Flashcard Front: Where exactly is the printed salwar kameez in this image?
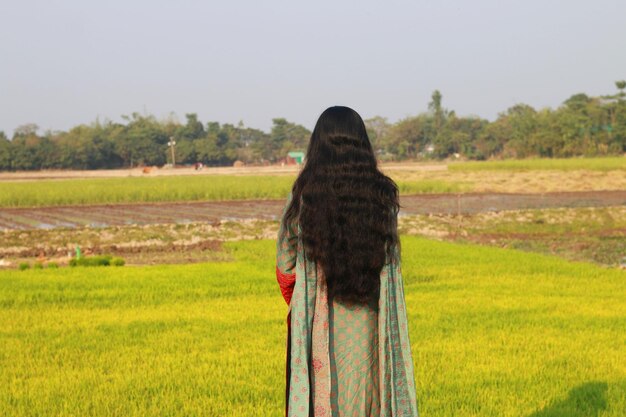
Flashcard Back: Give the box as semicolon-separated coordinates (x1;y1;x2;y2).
276;194;419;417
328;298;380;415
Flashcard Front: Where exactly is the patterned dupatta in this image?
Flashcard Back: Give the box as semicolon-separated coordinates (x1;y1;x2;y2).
276;194;419;417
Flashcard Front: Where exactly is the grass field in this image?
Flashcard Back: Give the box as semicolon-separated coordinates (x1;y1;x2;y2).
447;156;626;172
1;156;625;207
0;176;468;208
1;237;624;416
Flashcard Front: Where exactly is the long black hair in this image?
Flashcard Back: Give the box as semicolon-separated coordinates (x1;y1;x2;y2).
283;106;400;305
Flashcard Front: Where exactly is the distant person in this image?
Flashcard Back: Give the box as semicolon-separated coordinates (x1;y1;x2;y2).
276;106;419;416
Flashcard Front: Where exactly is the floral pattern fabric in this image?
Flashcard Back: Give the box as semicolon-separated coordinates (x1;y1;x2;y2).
276;193;419;417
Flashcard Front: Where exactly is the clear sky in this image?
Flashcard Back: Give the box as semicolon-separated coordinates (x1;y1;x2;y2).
1;0;625;135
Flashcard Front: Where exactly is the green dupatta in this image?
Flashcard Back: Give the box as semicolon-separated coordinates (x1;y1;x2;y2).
276;193;419;417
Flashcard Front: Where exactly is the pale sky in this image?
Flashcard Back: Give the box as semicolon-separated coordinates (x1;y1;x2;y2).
1;0;625;136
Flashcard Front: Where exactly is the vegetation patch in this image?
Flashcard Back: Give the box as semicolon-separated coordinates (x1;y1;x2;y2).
1;157;625;209
69;254;125;267
0;175;465;208
0;237;623;416
448;156;626;172
398;206;626;267
2;206;626;269
386;166;626;193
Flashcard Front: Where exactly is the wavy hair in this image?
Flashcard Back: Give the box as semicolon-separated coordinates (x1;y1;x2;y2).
284;106;400;305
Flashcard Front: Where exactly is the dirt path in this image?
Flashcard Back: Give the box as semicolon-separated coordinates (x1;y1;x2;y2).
1;190;625;231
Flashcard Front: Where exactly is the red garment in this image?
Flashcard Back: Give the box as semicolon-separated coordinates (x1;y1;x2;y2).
276;266;296;305
276;266;296;417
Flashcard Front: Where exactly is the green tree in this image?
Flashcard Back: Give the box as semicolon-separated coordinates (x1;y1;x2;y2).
558;95;615;156
13;123;39;138
446;116;488;159
384;115;430;159
0;132;11;170
427;90;455;158
364;116;390;154
429;90;444;133
11;124;47;170
500;104;538;158
254;118;310;162
52;123;118;169
234;125;269;163
475;118;509;159
612;80;626;152
194;135;223;165
173;139;196;164
615;80;626;98
114;113;168;167
217;123;242;162
206;122;220;136
178;113;205;140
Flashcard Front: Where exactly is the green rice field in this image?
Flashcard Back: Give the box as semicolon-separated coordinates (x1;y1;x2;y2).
2;156;625;208
0;176;467;208
1;237;624;416
447;156;626;172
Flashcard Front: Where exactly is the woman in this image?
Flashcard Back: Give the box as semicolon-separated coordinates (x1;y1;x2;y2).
276;106;419;417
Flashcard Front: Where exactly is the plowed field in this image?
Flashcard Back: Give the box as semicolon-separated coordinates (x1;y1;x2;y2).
1;190;625;231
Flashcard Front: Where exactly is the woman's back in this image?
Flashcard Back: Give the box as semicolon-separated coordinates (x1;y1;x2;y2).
276;106;419;416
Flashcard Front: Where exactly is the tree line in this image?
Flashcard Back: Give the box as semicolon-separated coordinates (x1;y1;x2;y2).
0;81;624;171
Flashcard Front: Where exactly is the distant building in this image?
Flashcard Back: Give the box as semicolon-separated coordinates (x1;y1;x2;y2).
286;151;305;165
